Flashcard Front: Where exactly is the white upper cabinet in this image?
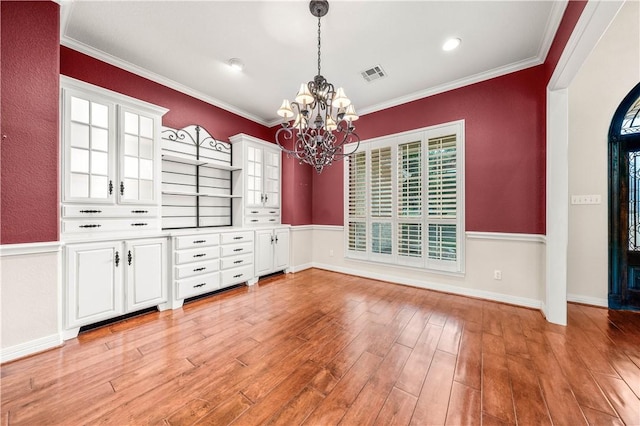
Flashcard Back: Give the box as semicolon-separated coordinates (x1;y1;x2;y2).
230;134;282;226
61;77;168;236
61;77;167;206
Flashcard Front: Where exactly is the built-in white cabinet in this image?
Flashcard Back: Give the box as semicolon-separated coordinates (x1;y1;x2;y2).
230;134;281;226
60;76;167;235
161;125;241;229
168;229;255;308
65;237;167;338
255;227;290;277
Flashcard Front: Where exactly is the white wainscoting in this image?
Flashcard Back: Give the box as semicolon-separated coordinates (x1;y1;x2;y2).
290;226;546;309
1;242;63;363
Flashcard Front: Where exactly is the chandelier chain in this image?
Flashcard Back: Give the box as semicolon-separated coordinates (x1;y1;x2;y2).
317;16;322;76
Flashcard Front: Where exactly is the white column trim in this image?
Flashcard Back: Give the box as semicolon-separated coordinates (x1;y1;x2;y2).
545;0;623;324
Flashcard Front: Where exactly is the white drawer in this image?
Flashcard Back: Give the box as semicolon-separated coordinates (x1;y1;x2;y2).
63;205;159;218
245;208;279;216
175;246;219;265
175;259;219;279
220;231;253;245
176;272;220;299
220;242;253;257
246;216;279;225
220;265;254;287
220;253;253;270
174;233;219;250
62;218;159;234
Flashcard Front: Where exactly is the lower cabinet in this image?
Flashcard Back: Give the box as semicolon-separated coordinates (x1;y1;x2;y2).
254;227;290;278
169;229;256;308
64;237;167;338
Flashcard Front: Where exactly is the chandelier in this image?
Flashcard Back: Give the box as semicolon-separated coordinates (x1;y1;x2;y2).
275;0;360;174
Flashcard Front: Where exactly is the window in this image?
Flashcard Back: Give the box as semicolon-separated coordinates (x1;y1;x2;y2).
344;121;464;273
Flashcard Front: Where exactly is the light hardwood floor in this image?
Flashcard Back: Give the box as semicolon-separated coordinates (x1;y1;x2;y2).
2;268;640;425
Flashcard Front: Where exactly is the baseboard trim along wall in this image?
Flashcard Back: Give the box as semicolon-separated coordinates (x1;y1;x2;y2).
311;262;543;309
1;333;62;364
567;293;608;307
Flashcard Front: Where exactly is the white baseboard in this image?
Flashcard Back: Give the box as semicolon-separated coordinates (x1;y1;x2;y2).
311;262;542;309
1;333;62;363
289;262;313;273
567;293;608;307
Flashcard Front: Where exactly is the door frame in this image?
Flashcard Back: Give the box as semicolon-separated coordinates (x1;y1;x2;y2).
608;81;640;310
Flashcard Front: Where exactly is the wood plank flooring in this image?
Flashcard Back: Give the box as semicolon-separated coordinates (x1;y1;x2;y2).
2;268;640;425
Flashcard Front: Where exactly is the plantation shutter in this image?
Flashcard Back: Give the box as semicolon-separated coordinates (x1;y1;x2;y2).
347;152;367;252
397;140;422;260
371;147;392;255
427;134;457;262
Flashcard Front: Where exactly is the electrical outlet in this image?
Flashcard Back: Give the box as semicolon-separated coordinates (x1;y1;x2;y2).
494;270;502;280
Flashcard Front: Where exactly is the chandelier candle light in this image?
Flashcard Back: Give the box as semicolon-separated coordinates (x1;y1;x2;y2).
275;0;360;174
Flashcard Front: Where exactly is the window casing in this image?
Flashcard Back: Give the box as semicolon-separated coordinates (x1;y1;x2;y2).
344;121;465;273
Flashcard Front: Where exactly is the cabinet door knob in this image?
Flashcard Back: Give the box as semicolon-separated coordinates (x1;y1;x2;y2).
120;181;125;196
109;180;113;195
127;250;132;266
115;251;120;267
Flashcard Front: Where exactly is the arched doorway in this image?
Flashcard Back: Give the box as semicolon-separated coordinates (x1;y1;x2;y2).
609;81;640;311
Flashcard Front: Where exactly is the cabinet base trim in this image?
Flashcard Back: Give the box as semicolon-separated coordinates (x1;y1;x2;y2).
1;333;62;363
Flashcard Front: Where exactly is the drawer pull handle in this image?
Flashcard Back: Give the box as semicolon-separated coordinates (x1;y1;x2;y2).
233;236;243;240
251;210;259;214
79;224;101;228
269;211;276;214
251;219;258;222
233;260;243;264
233;274;243;278
193;253;206;258
233;248;243;252
193;240;206;244
269;219;276;222
131;223;148;227
193;283;206;288
193;267;206;272
131;210;148;214
79;209;101;213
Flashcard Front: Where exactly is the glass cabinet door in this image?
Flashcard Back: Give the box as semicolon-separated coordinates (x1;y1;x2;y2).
63;91;116;203
263;146;280;208
245;144;263;207
119;108;157;204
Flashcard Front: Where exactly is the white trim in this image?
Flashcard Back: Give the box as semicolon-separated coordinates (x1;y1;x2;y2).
59;37;269;127
290;225;314;232
313;225;344;232
545;1;623;324
289;262;313;273
310;263;542;310
466;232;546;244
1;334;62;364
0;241;63;257
537;1;569;62
567;293;608;308
548;1;624;90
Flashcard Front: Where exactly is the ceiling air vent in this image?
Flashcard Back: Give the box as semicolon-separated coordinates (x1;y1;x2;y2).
361;65;387;83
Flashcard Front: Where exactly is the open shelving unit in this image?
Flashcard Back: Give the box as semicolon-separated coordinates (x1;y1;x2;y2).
160;125;241;229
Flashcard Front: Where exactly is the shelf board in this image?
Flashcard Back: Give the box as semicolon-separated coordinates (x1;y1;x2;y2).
162;191;242;199
161;153;241;171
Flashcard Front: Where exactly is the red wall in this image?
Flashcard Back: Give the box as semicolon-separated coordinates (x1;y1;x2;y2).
311;67;547;234
309;1;586;234
1;1;60;244
60;47;272;143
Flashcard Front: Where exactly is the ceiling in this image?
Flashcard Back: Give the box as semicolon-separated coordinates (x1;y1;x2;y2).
60;1;567;127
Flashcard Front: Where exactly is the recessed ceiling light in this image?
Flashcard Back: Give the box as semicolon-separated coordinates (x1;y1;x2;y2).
442;38;461;51
228;58;244;72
